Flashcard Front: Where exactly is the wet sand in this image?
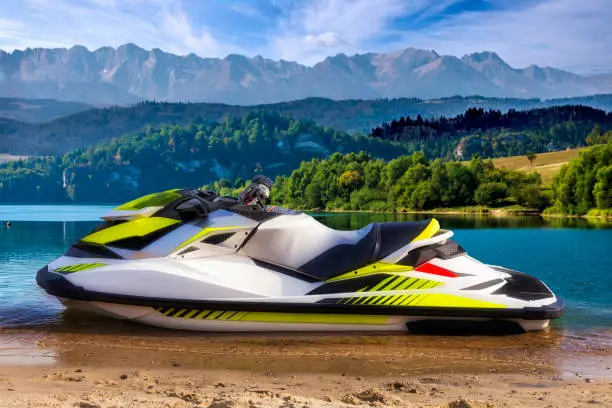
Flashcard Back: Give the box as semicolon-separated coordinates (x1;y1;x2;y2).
1;313;611;407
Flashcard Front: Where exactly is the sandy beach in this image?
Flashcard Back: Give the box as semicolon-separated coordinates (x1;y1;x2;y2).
1;314;611;408
3;364;612;408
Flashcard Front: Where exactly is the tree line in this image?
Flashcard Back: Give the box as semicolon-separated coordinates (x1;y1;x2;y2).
369;105;612;160
3;95;612;156
371;105;611;141
0;112;407;203
208;144;611;216
262;152;549;212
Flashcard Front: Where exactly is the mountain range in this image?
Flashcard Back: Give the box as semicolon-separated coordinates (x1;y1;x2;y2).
0;97;93;123
1;44;611;105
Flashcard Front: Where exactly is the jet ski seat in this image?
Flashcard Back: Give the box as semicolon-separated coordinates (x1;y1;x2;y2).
244;216;436;281
297;219;436;280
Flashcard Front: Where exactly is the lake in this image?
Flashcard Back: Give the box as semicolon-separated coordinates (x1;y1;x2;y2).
0;205;611;346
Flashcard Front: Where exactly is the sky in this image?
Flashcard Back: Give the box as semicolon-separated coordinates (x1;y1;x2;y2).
0;0;610;75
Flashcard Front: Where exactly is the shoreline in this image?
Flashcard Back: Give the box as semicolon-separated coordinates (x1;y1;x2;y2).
313;207;612;220
1;325;611;408
0;203;610;220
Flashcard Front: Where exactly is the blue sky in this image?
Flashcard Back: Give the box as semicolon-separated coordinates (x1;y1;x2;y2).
0;0;610;74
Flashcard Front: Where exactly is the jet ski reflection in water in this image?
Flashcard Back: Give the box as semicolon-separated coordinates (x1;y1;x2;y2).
37;175;564;333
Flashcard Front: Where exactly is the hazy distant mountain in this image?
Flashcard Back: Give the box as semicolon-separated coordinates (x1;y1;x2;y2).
0;97;94;123
0;44;610;105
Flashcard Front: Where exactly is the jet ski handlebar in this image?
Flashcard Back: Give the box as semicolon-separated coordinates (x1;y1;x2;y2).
191;175;273;215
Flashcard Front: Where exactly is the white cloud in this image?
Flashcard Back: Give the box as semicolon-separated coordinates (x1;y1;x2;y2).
388;0;612;74
412;0;463;23
158;8;223;56
266;0;420;64
0;0;238;57
261;0;611;73
228;3;267;20
304;32;343;46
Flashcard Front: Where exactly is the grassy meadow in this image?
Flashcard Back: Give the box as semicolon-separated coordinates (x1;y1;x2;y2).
489;147;590;185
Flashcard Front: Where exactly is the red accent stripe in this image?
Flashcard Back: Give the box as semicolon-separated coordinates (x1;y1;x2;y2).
415;262;458;278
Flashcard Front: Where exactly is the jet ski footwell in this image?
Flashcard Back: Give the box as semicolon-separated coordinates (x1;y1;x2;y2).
38;266;564;333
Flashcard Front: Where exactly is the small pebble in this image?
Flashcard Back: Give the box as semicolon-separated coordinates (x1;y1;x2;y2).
120;374;128;380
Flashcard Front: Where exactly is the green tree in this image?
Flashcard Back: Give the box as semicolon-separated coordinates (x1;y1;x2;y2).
586;125;612;145
304;183;323;209
474;182;509;206
552;143;612;214
338;170;362;188
512;184;550;209
593;165;612;209
586;124;602;145
526;152;537;167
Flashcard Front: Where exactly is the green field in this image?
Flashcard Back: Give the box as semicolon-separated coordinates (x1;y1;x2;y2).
490;147;590;184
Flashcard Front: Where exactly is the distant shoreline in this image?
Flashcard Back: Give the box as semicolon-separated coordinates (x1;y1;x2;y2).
309;207;612;220
0;203;610;220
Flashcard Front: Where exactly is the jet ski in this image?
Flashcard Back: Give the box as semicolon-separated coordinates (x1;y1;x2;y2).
37;176;564;333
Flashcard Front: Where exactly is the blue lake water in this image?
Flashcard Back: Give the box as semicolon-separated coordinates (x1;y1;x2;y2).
0;206;611;343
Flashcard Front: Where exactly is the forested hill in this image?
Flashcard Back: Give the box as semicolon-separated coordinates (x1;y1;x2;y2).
0;97;94;123
0;112;409;203
2;94;612;155
370;105;612;159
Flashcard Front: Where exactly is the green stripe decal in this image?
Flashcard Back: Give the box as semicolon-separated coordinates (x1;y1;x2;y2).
54;263;107;274
70;264;93;272
156;308;390;325
81;217;180;246
174;226;242;251
115;189;181;211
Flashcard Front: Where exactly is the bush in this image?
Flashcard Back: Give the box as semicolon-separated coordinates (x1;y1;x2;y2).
512;185;551;209
474;182;509;206
586;208;612;218
366;200;388;211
